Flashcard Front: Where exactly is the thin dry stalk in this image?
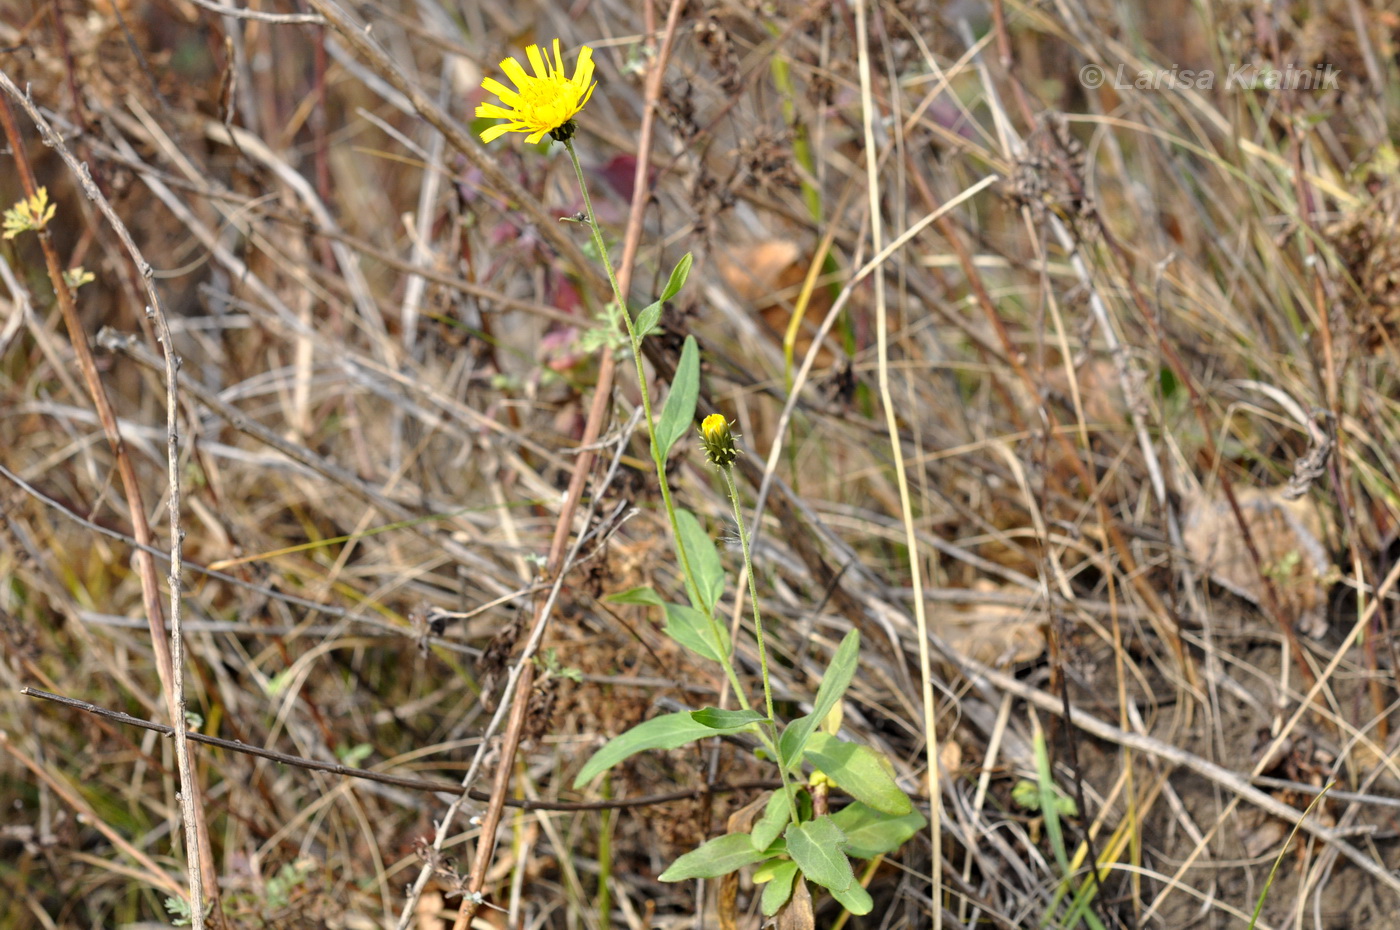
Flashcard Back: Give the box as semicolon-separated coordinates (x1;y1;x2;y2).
0;73;217;922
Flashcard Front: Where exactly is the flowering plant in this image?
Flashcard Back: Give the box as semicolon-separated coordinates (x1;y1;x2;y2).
479;39;923;919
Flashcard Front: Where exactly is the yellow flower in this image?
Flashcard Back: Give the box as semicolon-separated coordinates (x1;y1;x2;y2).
699;414;738;468
477;39;597;144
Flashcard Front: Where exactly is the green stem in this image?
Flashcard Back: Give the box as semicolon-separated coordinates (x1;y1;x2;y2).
562;139;750;710
720;465;799;821
597;774;613;930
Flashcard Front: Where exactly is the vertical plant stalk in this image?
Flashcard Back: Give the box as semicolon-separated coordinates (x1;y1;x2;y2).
719;469;777;724
563;139;685;570
718;466;800;817
597;776;615;930
563;138;752;712
438;11;692;927
851;3;942;926
0;76;215;923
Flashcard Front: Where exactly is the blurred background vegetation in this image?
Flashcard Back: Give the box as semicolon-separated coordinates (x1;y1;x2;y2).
3;0;1400;927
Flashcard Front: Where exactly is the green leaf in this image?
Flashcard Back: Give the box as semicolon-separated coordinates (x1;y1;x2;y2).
1011;777;1077;817
605;585;665;608
676;508;725;614
266;666;296;697
573;712;754;787
1034;724;1072;876
634;300;664;337
690;707;766;729
779;714;815;771
751;787;794;852
830;802;927;858
758;860;800;915
779;629;860;767
163;897;193;926
658;832;770;881
753;858;789;883
336;742;372;767
633;254;693;337
654;335;699;461
829;881;874;915
661;252;694;303
785;816;856;893
805;732;913;816
1011;778;1039;811
664;602;731;664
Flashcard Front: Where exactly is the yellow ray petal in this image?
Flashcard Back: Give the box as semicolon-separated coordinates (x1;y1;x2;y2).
480;122;518;142
500;57;528;89
481;77;521;106
526;44;547;79
475;103;520;120
573;46;594;88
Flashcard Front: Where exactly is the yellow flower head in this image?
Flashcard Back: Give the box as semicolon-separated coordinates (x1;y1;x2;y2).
477;39;596;144
699;414;738;468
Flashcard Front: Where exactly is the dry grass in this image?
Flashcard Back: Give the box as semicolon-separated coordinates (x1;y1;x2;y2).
3;0;1400;928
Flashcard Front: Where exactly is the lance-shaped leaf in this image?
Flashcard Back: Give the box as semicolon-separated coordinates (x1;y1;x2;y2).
778;629;860;767
658;832;769;881
574;712;754;787
654;335;699;461
676;508;725;615
605;585;664;608
759;860;801;916
634;252;693;336
751;786;795;852
690;707;766;729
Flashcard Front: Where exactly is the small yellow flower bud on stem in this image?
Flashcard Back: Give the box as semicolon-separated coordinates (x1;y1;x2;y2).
699;413;738;467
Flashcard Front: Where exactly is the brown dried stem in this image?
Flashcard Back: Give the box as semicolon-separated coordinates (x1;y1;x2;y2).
0;71;217;922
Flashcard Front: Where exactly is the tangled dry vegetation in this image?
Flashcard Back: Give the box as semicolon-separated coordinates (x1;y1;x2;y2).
4;0;1400;928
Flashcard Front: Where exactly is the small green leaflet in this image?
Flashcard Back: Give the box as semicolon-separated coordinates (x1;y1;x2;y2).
658;832;769;881
604;585;664;608
779;629;860;768
653;335;699;461
634;301;664;338
660;252;695;302
634;252;693;336
758;860;800;916
751;786;794;852
573;712;754;787
753;858;789;883
1011;778;1078;817
829;881;873;915
690;707;766;729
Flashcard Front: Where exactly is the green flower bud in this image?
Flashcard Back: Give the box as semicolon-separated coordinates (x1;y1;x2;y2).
699;413;738;468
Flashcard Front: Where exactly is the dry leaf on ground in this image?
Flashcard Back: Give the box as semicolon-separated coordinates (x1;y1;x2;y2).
935;583;1047;666
1181;486;1334;636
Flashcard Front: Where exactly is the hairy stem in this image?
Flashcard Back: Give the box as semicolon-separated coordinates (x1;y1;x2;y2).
564;140;750;710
